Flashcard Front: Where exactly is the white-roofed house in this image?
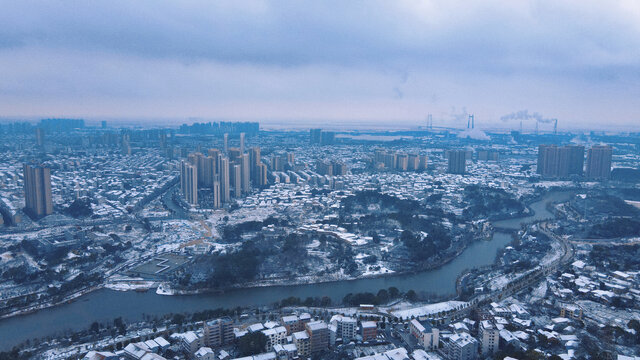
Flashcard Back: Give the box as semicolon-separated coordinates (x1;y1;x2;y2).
195;347;216;360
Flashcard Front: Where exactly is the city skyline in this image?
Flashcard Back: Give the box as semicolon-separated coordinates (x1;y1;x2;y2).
0;1;639;130
2;2;640;359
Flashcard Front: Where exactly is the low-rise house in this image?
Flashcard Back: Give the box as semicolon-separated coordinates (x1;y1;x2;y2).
262;326;287;351
559;303;583;320
361;321;377;342
83;351;119;360
273;344;297;360
181;331;203;355
124;342;150;359
153;337;170;351
195;347;216;360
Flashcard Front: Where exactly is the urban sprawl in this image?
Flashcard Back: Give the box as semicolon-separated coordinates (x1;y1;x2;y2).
1;118;640;360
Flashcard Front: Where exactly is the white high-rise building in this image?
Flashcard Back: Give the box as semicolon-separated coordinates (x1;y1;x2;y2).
180;160;198;205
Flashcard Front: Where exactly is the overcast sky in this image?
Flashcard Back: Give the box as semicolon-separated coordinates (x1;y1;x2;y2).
1;0;639;130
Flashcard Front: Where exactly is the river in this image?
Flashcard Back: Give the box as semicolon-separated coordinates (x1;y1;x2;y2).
0;191;573;350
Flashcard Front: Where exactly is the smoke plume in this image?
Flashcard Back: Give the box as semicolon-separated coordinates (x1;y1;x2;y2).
500;110;557;124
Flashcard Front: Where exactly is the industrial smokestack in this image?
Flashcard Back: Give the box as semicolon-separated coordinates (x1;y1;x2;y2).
471;114;475;129
554;119;558;135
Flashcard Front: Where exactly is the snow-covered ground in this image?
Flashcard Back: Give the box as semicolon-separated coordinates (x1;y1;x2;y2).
386;300;468;319
105;280;157;292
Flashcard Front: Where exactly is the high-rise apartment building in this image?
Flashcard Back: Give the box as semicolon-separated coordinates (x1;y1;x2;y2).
23;163;53;218
228;148;242;164
212;181;221;209
249;147;261;184
239;132;245;155
477;149;499;161
538;144;585;178
231;164;242;197
188;152;206;186
320;131;336;145
537;144;559;177
383;152;397;169
586;145;612;179
558;145;584;177
396;154;408;171
286;152;295;164
241;153;251;194
208;148;220;159
218;156;230;203
408;154;419;171
316;161;333;176
447;150;467;174
257;163;268;187
418;155;428;170
35;128;44;147
310;129;322;144
180;160;198;205
332;162;348;176
202;156;216;188
271;156;283;172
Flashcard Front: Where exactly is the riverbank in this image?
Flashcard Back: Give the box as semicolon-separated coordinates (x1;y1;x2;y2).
160;237;476;296
0;284;102;321
0;192;570;351
0;198;534;321
0;231;474;322
0;228;517;351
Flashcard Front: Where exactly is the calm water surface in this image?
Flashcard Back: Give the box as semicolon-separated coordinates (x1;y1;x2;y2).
0;191;572;350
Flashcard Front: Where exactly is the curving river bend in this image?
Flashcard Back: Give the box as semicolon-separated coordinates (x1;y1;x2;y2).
0;191;572;350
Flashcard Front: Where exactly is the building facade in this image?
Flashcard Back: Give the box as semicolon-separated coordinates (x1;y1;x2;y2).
447;150;467;174
23;163;53;218
586;145;612;179
180;161;198;205
203;317;234;348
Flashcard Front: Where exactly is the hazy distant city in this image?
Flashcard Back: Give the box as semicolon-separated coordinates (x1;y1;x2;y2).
2;1;640;360
0;116;638;360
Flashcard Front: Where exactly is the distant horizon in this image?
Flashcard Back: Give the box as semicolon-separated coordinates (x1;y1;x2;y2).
1;115;639;133
1;1;639;131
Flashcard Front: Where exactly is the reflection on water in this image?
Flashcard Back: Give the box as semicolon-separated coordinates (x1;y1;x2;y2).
0;191;572;350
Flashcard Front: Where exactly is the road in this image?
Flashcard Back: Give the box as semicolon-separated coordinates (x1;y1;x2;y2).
475;221;573;305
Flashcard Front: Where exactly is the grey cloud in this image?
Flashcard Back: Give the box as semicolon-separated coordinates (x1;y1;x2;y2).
0;1;639;128
0;1;639;76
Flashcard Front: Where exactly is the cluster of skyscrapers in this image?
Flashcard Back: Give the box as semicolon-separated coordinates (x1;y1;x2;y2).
310;129;336;145
180;133;268;208
537;144;612;179
374;149;429;172
315;160;349;176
